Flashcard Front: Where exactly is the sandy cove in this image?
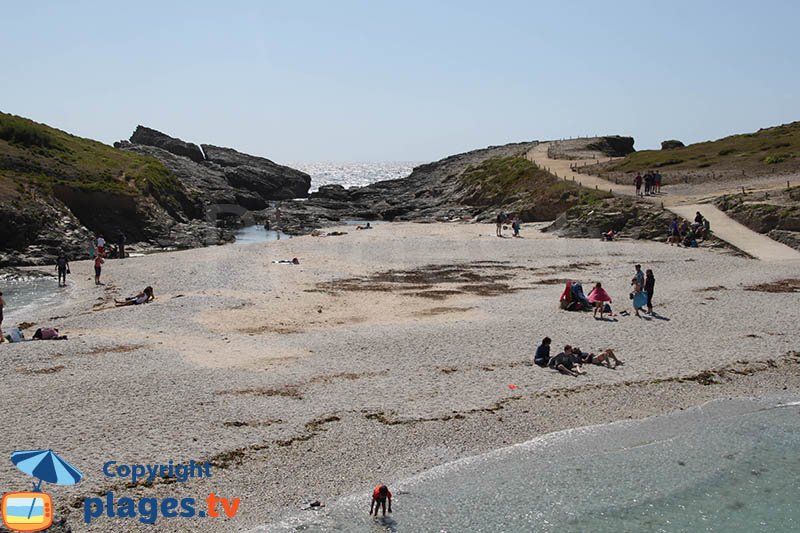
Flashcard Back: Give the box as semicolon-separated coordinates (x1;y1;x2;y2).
1;222;799;532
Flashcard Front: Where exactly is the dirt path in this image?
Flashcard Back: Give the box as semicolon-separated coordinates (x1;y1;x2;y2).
527;142;800;262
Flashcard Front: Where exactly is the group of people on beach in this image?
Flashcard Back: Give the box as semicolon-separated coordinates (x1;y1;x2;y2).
496;211;522;238
534;337;624;376
633;170;662;196
668;211;710;248
561;264;656;319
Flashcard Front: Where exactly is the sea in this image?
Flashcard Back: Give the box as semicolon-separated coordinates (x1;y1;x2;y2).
233;161;417;244
257;396;800;532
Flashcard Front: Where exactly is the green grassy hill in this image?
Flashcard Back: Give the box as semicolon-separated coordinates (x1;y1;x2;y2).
604;121;800;175
459;156;611;220
0;111;187;202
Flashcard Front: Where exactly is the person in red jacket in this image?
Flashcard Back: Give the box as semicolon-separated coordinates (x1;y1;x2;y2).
370;484;392;516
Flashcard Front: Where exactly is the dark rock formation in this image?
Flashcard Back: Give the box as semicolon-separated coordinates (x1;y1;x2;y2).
270;142;542;233
543;197;673;240
586;136;636;157
661;139;685;150
202;144;311;199
130;125;205;163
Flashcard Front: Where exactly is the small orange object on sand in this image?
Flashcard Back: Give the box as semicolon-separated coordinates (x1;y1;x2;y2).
508;384;518;389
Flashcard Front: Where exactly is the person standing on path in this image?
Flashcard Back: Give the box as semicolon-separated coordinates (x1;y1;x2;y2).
634;173;643;196
56;253;70;287
94;255;105;285
644;269;655;314
654;171;662;193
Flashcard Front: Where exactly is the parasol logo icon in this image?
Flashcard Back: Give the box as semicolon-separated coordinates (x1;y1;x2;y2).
3;449;83;532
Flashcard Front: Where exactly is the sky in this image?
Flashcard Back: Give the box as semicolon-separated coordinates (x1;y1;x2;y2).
2;0;799;163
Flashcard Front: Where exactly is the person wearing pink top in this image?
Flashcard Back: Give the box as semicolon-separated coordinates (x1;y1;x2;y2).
587;282;612;319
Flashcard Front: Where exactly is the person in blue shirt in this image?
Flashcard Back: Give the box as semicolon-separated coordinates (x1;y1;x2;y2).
534;337;551;367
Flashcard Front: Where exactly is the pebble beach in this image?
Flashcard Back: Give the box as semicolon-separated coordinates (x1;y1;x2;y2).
1;222;799;532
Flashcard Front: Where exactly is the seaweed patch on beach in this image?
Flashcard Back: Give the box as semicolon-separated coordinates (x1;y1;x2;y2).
16;365;65;375
217;385;303;399
318;262;529;300
744;278;800;293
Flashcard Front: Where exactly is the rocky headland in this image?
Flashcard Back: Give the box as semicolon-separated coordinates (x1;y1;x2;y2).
0;113;311;266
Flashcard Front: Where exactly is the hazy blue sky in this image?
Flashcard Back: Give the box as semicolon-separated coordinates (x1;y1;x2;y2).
2;0;798;162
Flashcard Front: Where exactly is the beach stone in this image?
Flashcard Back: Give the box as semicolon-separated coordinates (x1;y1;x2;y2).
661;139;686;150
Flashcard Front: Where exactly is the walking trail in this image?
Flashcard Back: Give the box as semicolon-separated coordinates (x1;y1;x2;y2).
527;142;800;262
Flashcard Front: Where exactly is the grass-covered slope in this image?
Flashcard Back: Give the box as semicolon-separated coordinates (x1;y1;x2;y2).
459;156;612;220
604;121;800;174
0;112;185;200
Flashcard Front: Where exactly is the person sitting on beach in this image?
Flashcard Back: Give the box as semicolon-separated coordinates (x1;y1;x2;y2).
356;222;372;230
534;337;551;367
602;229;616;241
115;286;154;307
548;345;584;376
572;347;624;369
587;282;612;319
370;484;392;516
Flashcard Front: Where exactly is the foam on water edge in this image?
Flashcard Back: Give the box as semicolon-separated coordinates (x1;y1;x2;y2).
255;395;800;532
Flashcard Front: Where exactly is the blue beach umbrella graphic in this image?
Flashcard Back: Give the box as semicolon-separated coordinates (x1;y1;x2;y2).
10;449;83;519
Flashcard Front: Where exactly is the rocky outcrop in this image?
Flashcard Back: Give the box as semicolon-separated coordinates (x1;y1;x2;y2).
202;144;311;199
586;136;636;157
123;128;312;208
129;125;205;163
543;197;673;240
714;189;800;252
661;139;685;150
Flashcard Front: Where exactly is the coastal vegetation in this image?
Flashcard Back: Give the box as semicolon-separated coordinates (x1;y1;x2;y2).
603;121;800;174
460;156;611;219
0;112;184;198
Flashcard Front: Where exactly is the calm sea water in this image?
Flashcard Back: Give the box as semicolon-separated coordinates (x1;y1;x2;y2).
286;161;420;191
0;271;61;325
257;396;800;532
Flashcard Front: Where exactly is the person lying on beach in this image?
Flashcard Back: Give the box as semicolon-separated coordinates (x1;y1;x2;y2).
370;484;392;516
572;348;624;369
356;222;372;230
548;345;584;377
115;286;155;306
32;327;68;341
587;282;612;319
272;258;300;265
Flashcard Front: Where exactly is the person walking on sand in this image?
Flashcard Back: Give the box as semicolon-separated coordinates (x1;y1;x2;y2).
117;231;126;259
96;234;106;256
370;484;392;516
56;253;70;287
94;255;105;285
0;291;5;342
496;211;507;237
588;282;612;319
512;215;521;238
644;269;655;314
